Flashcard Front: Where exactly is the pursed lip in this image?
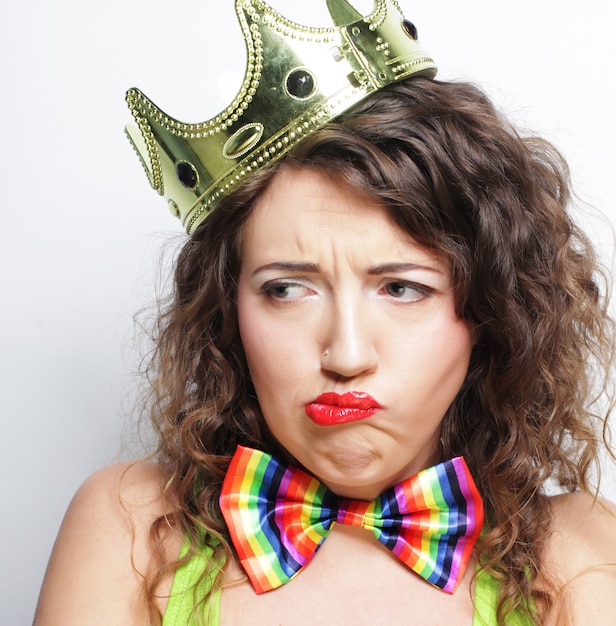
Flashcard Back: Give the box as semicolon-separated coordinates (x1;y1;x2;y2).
305;391;382;426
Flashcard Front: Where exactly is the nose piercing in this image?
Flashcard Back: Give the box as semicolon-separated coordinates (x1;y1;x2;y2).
322;349;329;357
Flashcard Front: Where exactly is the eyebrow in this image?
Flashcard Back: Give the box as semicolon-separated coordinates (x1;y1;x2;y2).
252;262;321;276
251;261;441;275
367;262;443;275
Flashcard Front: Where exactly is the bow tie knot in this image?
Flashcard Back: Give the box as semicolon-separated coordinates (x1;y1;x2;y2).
220;446;484;594
336;500;374;527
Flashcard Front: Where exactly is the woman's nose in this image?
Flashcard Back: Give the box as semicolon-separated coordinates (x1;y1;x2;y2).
320;297;378;379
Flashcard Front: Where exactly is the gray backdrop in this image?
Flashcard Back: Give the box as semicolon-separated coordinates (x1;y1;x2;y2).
2;1;615;623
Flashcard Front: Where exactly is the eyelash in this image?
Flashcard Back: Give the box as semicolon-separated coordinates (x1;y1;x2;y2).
261;280;313;301
379;280;433;302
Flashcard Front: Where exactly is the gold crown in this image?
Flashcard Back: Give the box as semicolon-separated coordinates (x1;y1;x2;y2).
125;0;436;234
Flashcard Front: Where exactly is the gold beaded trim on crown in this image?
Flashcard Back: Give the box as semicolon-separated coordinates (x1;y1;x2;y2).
125;0;436;234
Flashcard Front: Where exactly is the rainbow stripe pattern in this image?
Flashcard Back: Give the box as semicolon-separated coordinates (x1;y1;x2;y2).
220;445;484;594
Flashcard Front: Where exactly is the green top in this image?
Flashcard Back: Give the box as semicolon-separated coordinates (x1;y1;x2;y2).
472;567;532;626
162;542;221;626
163;545;532;626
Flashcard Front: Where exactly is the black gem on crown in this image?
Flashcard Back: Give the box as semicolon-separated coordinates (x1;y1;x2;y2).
176;161;198;189
286;68;316;100
402;19;418;40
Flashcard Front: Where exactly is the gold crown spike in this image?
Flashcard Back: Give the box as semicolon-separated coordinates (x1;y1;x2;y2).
125;0;437;234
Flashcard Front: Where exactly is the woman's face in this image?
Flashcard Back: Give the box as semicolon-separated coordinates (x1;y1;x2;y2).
237;167;474;500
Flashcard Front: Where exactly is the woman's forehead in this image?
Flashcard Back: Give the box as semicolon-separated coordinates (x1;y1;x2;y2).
240;167;447;273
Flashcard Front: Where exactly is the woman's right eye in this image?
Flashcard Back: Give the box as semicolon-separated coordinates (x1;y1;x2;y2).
261;281;311;301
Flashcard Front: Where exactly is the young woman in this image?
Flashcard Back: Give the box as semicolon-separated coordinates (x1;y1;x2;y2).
35;2;616;624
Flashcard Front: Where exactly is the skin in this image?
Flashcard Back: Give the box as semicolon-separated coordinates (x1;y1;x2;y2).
33;166;616;625
237;167;474;500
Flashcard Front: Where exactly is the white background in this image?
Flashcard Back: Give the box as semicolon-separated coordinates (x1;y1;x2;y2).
2;1;615;623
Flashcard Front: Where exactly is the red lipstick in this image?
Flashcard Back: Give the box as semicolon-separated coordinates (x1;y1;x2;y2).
305;391;381;426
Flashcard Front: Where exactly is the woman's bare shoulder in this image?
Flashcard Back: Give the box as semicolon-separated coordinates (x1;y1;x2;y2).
543;491;616;623
34;460;181;626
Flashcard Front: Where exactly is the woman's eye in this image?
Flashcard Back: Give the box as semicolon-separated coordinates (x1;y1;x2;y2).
382;281;430;302
262;282;310;300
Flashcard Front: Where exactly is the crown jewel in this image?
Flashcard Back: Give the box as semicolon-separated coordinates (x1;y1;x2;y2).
125;0;437;234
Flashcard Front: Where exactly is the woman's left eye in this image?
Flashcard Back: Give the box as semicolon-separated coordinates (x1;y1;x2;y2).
381;281;431;302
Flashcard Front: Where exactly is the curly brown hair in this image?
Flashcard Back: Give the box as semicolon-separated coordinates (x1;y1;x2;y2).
139;77;615;625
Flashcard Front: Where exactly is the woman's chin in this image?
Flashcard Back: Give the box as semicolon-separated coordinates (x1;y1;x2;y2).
302;440;442;501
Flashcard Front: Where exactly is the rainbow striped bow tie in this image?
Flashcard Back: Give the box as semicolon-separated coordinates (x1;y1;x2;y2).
220;445;484;595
